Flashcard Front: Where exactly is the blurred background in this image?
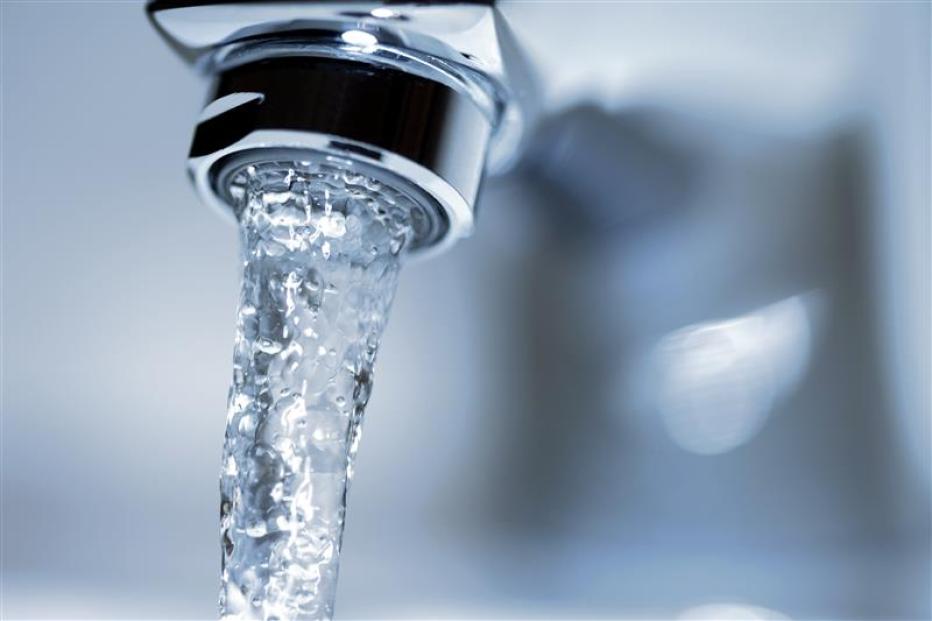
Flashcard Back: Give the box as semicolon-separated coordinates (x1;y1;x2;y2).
1;1;929;619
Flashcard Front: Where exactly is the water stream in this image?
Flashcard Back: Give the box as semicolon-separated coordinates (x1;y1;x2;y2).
219;160;419;620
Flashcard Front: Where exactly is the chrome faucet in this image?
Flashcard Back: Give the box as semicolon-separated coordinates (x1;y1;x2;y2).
147;0;537;256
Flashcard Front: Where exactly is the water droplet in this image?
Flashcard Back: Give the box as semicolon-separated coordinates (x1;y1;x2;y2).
318;212;347;238
238;414;256;435
304;269;322;291
270;482;284;503
283;272;302;289
256;338;283;355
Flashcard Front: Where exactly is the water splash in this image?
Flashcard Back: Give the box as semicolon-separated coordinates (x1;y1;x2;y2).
219;160;419;620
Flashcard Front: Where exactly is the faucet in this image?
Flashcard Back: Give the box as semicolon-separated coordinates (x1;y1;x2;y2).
147;4;538;617
147;0;537;256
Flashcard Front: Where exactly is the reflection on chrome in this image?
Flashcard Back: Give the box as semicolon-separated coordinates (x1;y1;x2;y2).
652;294;820;455
679;602;790;620
340;29;379;48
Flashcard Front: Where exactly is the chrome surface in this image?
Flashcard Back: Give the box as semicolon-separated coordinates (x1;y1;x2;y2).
147;1;538;255
147;1;536;172
187;54;491;254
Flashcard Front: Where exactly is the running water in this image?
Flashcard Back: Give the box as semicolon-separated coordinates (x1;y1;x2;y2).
219;160;420;620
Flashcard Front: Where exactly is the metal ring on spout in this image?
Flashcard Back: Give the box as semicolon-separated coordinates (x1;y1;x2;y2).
188;55;492;255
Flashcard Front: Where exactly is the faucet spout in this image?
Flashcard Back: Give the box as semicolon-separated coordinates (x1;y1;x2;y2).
147;0;537;256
